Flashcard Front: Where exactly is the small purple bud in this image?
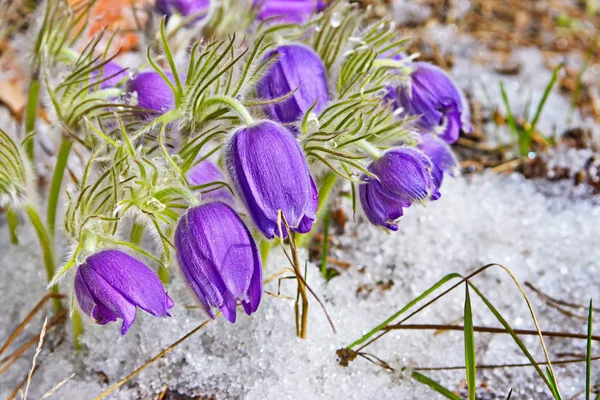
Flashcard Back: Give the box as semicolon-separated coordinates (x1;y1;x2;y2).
187;159;234;203
418;134;457;190
175;202;262;323
74;250;174;335
226;120;317;239
393;62;471;144
257;44;328;132
359;182;406;231
363;146;438;209
256;0;322;23
90;61;127;90
125;71;178;117
155;0;209;17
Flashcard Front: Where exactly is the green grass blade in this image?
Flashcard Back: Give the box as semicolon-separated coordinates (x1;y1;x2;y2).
586;299;593;400
320;210;331;280
529;63;563;135
347;273;463;349
499;81;520;143
545;367;561;399
464;285;477;400
411;371;461;400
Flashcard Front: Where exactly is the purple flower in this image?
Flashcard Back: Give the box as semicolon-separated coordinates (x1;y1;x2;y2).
155;0;209;17
74;250;174;335
256;0;323;23
359;147;437;230
226;120;317;239
391;62;471;144
257;44;328;132
125;71;178;117
187;160;234;203
90;61;127;90
175;202;262;322
418;134;457;190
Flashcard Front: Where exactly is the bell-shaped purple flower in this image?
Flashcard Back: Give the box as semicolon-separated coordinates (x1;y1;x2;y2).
125;71;177;117
257;44;328;132
74;250;174;335
91;61;127;90
175;202;262;323
392;62;471;144
226;120;317;239
256;0;324;23
156;0;209;17
187;159;234;203
418;134;457;190
359;146;437;230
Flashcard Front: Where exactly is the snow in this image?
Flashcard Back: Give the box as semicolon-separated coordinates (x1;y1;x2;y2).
1;171;599;399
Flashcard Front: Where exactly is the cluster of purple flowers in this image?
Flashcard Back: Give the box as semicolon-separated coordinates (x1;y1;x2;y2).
76;20;470;333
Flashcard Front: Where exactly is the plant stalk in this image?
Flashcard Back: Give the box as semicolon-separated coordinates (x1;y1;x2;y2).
25;205;62;312
72;310;84;351
24;74;41;161
7;208;19;244
298;173;338;248
47;137;73;238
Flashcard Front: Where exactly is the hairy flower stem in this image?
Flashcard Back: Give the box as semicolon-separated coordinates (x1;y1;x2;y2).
24;75;41;160
259;239;271;266
7;208;19;244
290;232;309;339
25;205;62;313
72;310;84;350
130;222;145;245
203;96;254;126
355;139;382;159
158;266;170;284
298;173;338;248
47;137;73;237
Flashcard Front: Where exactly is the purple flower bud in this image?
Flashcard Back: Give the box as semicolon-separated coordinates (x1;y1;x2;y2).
187;159;234;203
91;61;127;90
359;182;407;231
392;62;471;144
418;134;457;190
226;120;317;239
257;44;328;132
156;0;209;17
74;250;174;335
125;71;178;117
256;0;323;23
175;202;262;323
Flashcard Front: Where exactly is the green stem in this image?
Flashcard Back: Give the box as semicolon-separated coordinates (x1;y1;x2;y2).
24;76;41;160
47;137;73;238
355;139;382;159
203;95;254;125
25;205;62;312
320;210;331;279
298;173;338;248
259;239;271;266
159;266;169;284
7;208;19;244
72;310;84;350
130;222;145;245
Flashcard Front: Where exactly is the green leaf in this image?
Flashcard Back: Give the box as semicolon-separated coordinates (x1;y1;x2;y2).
464;285;477;400
411;371;462;400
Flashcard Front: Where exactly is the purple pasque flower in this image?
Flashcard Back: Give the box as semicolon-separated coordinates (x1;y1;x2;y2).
125;71;178;117
226;120;317;239
418;134;457;190
257;44;328;132
187;159;234;203
90;61;127;90
74;250;174;335
175;202;262;323
392;62;471;144
255;0;324;23
359;146;437;230
155;0;209;17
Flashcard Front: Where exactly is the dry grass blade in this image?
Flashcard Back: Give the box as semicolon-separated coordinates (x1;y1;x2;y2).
7;366;38;400
40;373;75;399
23;317;48;400
0;294;65;356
